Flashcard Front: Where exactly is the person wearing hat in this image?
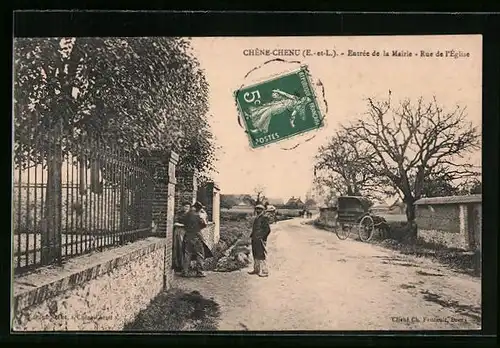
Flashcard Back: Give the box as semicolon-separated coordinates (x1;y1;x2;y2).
179;201;213;277
249;204;271;277
193;201;208;224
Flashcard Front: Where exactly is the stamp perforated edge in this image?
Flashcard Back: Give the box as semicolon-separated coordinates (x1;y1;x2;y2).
234;64;326;150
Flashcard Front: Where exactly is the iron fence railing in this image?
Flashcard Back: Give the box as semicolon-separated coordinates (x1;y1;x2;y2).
12;138;155;275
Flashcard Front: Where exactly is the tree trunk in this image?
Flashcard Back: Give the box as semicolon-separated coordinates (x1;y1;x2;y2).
404;198;415;222
403;196;418;243
41;118;63;265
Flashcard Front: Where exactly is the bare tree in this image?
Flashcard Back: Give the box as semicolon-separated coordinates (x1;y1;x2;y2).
314;130;391;200
346;94;480;225
253;185;267;206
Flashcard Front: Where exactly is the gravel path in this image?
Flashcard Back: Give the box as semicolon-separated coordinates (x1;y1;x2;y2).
174;218;481;331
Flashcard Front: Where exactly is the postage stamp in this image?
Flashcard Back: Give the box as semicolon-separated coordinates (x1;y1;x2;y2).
235;65;324;148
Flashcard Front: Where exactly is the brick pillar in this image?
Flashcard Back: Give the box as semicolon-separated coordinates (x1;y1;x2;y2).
175;166;198;217
147;149;178;290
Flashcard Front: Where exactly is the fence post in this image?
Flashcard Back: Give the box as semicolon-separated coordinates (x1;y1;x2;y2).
147;149;178;290
41;118;63;265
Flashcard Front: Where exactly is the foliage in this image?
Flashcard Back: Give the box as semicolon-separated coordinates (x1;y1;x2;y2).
421;172;461;197
220;194;239;209
304;198;317;207
457;178;482;195
14;37;217;177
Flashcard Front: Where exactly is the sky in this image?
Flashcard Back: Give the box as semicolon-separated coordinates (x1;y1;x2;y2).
190;35;482;201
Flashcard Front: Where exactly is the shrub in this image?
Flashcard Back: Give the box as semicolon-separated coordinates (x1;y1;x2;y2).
385;221;416;243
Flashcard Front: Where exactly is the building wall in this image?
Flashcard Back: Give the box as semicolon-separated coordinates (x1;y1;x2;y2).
415;203;460;232
415;202;481;251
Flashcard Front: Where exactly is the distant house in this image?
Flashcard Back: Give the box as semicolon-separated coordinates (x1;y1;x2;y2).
414;194;481;251
235;201;252;208
286;196;305;209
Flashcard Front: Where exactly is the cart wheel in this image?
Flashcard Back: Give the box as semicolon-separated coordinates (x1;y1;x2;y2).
358;215;375;242
336;224;351;240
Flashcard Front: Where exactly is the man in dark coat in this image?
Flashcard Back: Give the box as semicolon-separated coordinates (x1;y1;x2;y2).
180;201;212;277
249;204;271;277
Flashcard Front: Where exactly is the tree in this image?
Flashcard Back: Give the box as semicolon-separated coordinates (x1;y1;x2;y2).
312;174;340;206
241;194;255;206
220;195;238;209
457;177;482;195
253;185;267;206
421;172;461;197
469;179;482;194
14;37;216;178
346;94;480;226
315;130;378;196
305;198;317;207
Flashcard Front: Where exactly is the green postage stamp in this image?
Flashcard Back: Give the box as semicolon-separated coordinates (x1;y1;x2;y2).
235;65;324;148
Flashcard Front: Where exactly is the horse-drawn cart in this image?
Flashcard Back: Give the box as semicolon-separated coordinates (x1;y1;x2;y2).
334;196;388;242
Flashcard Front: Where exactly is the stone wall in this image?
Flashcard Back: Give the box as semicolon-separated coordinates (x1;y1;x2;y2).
12;238;166;331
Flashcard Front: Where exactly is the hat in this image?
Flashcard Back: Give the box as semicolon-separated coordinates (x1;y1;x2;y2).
255;204;265;210
266;205;276;212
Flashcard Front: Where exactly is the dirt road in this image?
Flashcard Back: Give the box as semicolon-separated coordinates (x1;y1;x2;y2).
174;218;481;331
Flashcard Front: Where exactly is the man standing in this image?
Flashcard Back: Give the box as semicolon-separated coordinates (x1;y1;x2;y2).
249;204;271;277
180;201;211;278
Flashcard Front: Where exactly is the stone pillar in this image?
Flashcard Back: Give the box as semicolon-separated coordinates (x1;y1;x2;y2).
212;183;221;244
147;150;178;290
458;204;469;250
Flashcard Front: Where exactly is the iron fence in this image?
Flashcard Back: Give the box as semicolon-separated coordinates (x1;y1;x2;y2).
12;138;155;275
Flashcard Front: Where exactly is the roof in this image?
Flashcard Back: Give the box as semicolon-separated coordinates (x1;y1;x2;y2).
414;194;482;205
